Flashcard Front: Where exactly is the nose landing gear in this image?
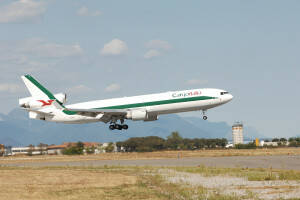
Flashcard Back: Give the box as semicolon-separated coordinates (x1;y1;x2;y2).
202;110;208;120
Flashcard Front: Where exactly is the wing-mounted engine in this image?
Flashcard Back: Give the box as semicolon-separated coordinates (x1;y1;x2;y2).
126;109;158;121
144;114;158;121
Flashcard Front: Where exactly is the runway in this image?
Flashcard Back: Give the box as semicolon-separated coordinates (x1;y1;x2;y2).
2;155;300;170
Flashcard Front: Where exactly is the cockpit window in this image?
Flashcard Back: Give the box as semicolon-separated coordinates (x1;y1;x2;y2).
220;92;229;95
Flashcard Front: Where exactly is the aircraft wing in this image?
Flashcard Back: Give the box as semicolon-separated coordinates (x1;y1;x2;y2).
21;108;55;116
64;108;127;115
64;108;128;123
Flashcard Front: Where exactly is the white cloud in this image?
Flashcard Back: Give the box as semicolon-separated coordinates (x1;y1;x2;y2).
0;53;52;72
67;84;93;94
0;0;47;23
0;39;83;73
100;39;128;56
0;38;83;59
24;61;52;72
146;40;172;50
186;79;208;85
77;6;101;17
144;49;161;59
0;83;22;93
17;38;83;58
0;54;28;65
105;83;121;92
144;39;172;60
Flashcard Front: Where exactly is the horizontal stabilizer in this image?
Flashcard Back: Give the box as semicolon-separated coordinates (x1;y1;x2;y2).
21;108;55;117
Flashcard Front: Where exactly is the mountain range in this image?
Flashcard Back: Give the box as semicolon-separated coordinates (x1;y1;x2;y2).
0;108;265;146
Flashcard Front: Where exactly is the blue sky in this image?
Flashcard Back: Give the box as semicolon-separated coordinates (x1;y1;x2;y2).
0;0;299;137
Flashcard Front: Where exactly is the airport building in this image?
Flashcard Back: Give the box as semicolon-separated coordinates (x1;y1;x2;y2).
11;146;44;156
232;122;243;145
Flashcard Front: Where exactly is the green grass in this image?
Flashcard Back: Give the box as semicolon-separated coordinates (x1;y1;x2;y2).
173;165;300;181
130;172;242;200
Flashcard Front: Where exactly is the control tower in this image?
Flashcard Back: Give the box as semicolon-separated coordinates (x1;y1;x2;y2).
232;122;243;145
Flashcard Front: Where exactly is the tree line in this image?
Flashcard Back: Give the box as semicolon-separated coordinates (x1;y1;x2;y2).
116;131;228;152
62;141;115;155
46;136;300;154
287;137;300;147
263;137;300;147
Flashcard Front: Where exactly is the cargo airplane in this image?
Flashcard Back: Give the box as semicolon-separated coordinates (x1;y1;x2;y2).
19;75;233;130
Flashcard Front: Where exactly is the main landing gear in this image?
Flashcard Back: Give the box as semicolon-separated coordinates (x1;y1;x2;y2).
202;110;208;120
109;124;128;130
109;118;129;130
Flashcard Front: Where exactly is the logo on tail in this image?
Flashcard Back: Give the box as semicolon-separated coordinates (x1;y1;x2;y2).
37;100;54;107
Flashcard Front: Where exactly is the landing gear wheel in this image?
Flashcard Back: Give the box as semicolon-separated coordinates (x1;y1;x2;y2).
122;124;128;130
203;116;208;120
109;124;115;130
115;124;122;130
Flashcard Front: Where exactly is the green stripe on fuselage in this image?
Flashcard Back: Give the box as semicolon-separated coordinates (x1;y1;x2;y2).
63;95;216;115
63;110;77;115
99;96;215;109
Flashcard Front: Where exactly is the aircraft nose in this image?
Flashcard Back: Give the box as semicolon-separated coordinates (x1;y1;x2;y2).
223;94;233;103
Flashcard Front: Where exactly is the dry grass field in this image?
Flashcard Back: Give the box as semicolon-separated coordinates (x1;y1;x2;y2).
0;165;300;200
0;167;136;200
1;147;300;165
1;148;300;199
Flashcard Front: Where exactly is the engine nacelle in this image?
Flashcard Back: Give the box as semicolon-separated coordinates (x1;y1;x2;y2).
19;97;45;109
19;96;33;108
144;114;158;121
131;110;147;121
127;110;158;121
19;92;67;109
54;93;67;104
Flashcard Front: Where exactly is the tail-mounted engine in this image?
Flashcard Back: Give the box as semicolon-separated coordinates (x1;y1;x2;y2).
19;93;67;109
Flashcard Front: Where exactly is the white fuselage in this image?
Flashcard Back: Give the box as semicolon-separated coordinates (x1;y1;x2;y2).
45;88;233;124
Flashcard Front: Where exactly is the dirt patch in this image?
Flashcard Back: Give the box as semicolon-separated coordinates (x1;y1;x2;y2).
160;169;300;200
